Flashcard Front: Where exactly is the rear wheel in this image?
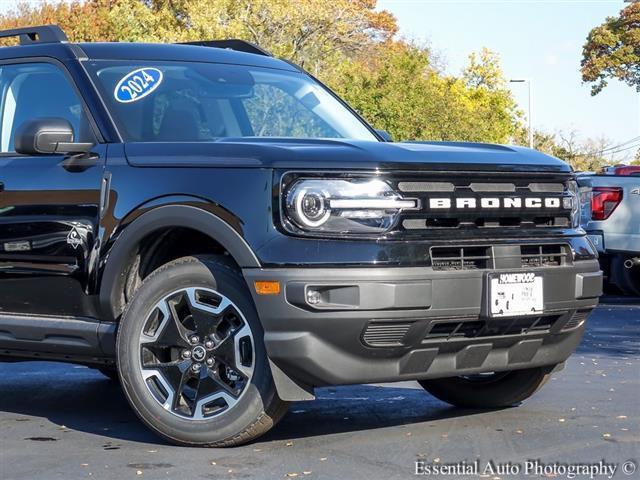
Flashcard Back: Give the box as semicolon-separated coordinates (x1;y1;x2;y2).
418;367;553;409
611;255;640;297
117;255;288;447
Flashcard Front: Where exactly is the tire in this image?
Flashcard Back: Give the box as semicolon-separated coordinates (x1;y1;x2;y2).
116;255;288;447
611;255;640;297
97;366;120;383
418;366;553;409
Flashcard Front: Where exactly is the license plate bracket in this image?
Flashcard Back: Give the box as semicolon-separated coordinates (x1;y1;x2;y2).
486;271;544;318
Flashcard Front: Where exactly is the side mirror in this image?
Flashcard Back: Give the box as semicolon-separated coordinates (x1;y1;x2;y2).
376;129;393;142
14;117;93;155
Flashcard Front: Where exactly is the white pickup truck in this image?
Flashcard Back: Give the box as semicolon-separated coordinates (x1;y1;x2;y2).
578;166;640;296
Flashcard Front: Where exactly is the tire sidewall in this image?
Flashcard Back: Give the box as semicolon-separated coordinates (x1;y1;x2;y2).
117;256;276;445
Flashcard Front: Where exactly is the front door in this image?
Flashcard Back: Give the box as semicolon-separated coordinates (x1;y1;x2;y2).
0;60;104;318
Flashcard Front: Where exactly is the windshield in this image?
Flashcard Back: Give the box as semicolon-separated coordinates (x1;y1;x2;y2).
85;60;378;142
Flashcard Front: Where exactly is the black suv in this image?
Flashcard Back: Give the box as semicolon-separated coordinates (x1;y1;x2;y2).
0;25;602;446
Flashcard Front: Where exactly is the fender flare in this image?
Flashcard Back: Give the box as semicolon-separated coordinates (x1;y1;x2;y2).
99;204;261;320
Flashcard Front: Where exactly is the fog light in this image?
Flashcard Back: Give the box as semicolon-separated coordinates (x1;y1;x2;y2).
306;289;321;305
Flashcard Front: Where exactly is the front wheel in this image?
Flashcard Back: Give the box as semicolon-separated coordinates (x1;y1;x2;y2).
116;255;288;447
418;367;553;409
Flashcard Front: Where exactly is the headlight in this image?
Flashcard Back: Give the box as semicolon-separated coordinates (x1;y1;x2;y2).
283;177;418;235
565;180;581;228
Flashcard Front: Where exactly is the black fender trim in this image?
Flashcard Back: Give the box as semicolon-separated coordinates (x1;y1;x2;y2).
99;204;261;321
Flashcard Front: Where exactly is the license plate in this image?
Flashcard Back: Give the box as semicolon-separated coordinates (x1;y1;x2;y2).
489;272;543;317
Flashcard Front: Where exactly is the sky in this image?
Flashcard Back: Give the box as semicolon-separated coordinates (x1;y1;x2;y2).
377;0;639;156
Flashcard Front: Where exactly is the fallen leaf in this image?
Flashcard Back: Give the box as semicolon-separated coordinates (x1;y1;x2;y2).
603;433;611;438
286;474;298;478
616;415;627;420
303;471;312;475
433;458;440;463
558;418;566;423
136;471;143;476
320;458;327;462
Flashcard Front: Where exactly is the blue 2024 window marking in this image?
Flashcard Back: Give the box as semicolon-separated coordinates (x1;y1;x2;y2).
114;67;163;103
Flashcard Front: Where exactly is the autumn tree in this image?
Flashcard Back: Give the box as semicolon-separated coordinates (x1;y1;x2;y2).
0;1;115;44
581;2;640;95
0;0;521;144
1;0;397;74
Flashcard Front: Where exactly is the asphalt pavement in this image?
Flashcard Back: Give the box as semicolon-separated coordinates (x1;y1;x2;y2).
0;296;638;480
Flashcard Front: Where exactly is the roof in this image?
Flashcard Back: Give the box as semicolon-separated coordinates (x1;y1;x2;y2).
0;40;298;72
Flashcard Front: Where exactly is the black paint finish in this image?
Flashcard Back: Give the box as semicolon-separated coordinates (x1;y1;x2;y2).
0;39;595;369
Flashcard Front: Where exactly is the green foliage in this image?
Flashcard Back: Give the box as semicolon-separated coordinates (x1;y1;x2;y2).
1;0;520;145
328;44;519;143
581;2;640;95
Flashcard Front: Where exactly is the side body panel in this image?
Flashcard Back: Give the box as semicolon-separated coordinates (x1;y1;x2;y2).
0;149;105;317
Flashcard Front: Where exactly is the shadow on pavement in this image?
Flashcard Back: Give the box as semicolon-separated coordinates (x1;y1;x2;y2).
0;363;489;446
1;296;636;446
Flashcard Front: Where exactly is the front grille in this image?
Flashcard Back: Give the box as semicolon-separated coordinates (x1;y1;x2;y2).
521;244;568;267
396;175;573;234
423;315;560;342
431;246;492;270
362;322;414;346
430;244;570;271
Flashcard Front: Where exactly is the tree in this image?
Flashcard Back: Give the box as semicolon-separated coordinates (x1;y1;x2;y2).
1;0;397;74
0;0;520;144
512;127;631;172
0;1;115;44
581;2;640;95
331;44;519;143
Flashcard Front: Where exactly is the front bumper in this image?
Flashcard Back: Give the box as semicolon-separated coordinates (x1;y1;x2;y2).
244;260;602;400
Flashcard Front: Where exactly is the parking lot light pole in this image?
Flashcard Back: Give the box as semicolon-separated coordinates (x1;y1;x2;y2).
510;78;533;149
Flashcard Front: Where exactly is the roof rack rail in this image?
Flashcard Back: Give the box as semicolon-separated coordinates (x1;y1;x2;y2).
178;39;272;57
0;25;68;45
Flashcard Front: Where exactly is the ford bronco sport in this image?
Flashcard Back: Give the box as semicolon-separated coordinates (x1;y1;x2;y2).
0;25;602;446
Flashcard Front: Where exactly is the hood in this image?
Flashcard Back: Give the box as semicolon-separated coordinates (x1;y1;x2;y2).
124;138;572;174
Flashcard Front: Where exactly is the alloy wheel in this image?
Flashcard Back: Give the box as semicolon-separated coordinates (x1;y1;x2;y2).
138;287;254;420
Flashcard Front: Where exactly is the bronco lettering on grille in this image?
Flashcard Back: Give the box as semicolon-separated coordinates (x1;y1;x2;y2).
428;197;561;210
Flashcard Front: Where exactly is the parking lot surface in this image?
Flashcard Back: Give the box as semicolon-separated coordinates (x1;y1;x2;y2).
1;297;638;480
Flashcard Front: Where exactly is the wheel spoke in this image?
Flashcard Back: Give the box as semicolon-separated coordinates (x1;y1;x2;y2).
200;369;239;398
212;332;236;369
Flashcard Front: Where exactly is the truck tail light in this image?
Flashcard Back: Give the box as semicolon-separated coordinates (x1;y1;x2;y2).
591;187;622;220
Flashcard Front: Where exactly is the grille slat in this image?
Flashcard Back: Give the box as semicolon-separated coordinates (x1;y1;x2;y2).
431;244;569;271
563;310;590;330
424;315;560;342
362;322;413;346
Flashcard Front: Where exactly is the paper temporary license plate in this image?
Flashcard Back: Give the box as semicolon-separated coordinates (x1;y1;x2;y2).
489;272;543;318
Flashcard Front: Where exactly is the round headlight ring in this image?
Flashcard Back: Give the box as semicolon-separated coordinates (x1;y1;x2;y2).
294;188;331;227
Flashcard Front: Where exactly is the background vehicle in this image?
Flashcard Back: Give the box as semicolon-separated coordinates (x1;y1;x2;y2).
578;166;640;296
0;25;602;447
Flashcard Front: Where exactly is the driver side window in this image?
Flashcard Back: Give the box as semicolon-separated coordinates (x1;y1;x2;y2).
0;62;93;153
